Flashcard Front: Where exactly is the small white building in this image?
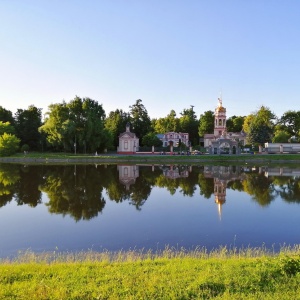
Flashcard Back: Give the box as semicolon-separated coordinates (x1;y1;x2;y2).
117;123;139;154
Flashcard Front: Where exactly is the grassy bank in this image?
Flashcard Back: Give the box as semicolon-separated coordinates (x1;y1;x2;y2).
1;247;300;299
1;151;300;165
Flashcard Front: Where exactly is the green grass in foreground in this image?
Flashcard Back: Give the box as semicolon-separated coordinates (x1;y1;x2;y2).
1;246;300;299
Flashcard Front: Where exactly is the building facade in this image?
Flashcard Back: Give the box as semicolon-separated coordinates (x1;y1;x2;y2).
161;132;189;148
117;123;139;154
204;98;247;154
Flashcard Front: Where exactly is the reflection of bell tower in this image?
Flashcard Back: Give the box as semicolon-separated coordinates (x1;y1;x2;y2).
214;96;227;137
214;177;226;220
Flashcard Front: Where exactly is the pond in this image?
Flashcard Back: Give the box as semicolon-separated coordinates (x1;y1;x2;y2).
0;163;299;257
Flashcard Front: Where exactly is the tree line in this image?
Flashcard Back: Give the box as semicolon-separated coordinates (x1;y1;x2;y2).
0;96;300;155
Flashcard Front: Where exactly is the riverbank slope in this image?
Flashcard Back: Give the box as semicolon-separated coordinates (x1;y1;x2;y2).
1;248;300;299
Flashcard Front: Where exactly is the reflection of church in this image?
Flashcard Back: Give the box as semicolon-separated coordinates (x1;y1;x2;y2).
204;166;244;219
204;97;246;154
118;165;139;190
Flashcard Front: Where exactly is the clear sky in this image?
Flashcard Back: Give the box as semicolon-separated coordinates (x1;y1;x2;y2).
1;0;299;119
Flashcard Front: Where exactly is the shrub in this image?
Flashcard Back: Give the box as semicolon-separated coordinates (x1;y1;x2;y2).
0;133;20;156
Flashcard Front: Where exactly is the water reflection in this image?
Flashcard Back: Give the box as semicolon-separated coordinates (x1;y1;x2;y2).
0;163;300;221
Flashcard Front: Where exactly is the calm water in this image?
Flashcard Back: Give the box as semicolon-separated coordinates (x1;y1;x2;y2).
0;163;300;257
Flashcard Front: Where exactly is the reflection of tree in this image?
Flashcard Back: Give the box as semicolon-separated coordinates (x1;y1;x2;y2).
276;176;300;203
178;168;198;196
40;165;106;221
0;164;20;207
154;166;199;197
155;175;178;195
198;174;214;199
227;179;244;192
14;165;42;207
128;168;152;210
242;173;275;206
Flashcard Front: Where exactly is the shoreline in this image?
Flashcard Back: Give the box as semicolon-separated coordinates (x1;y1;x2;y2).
1;153;300;164
0;153;300;164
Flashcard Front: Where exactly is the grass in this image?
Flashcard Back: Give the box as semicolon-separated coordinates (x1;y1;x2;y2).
1;246;300;299
2;151;300;165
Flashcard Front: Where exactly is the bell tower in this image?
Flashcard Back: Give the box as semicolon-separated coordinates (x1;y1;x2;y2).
214;96;227;136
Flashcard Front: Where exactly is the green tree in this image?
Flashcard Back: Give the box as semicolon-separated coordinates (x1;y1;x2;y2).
272;130;290;143
0;133;20;156
279;110;300;139
153;110;179;134
40;96;110;153
0;106;15;127
246;106;276;146
14;105;42;150
226;116;245;132
198;110;214;137
105;109;130;149
129;99;151;144
39;102;70;151
0;122;15;135
141;132;163;147
178;107;199;145
242;114;255;134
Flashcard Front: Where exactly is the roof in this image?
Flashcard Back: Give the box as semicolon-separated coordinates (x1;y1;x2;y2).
119;132;138;139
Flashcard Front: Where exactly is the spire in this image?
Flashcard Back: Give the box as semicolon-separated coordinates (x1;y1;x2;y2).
218;91;222;107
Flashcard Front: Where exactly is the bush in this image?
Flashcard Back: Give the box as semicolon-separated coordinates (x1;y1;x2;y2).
0;133;20;156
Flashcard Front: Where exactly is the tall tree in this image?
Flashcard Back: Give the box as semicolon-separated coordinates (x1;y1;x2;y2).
178;107;199;145
0;106;15;127
279;110;300;139
198;110;214;137
153;110;179;134
129;99;151;144
40;96;111;152
105;109;130;148
14;105;42;150
226;115;245;132
246;106;276;146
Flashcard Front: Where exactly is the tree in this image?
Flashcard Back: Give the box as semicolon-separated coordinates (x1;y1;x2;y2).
141;132;163;147
129;99;151;144
0;106;15;127
153;110;179;134
39;102;70;151
272;130;290;143
40;96;111;153
246;106;276;146
198;110;214;137
279;110;300;138
105;109;130;148
242;114;255;134
14;105;42;150
247;124;273;145
178;107;199;145
226;115;245;132
0;133;20;156
0;122;15;136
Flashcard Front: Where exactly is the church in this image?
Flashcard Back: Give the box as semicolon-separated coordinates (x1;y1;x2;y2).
203;98;247;154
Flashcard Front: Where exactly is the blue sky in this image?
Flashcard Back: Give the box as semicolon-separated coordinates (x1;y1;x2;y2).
1;0;299;119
